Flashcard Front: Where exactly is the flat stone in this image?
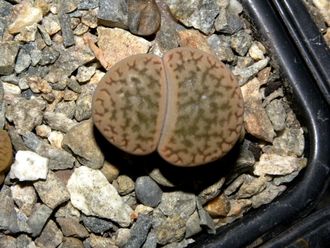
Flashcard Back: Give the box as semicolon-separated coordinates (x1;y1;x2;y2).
196;200;215;233
227;199;252;217
158;192;196;220
254;154;307;176
61;237;84;248
47;131;64;148
205;194;230;217
114;228;131;247
249;41;266;61
56;216;89;238
114;175;135;195
9;151;48;181
98;0;128;28
8;2;43;34
198;177;225;205
62;120;104;169
185;211;202;238
0;235;16;248
27;76;52;94
16;234;36;248
42;13;61;35
81;9;98;28
15;23;38;42
0;130;13;173
95;27;151;68
142;231;157;248
39;46;60;66
241;78;276;142
59;10;75;47
251;183;287;208
67;166;133;227
76;65;96;83
43;111;77;133
135;176;163;207
128;0;161;36
0;42;20;75
2;82;22;95
79;0;99;10
33;171;70;209
148;168;175;187
100;161;120;183
164;0;220;34
214;7;243;34
125;214;152;248
37;23;52;46
235;175;268;198
81;214;115;234
6;97;46;134
35;219;63;248
0;188;19;233
27;203;53;237
11;184;37;216
15;48;31;74
22;131;76;170
265;99;287;131
0;83;4;129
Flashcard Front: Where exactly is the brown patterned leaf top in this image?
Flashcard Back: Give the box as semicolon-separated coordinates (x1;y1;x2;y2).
92;47;244;167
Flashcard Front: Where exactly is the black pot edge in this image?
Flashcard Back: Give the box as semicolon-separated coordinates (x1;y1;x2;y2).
190;1;330;247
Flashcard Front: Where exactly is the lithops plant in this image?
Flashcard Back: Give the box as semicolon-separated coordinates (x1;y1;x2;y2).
0;130;13;173
92;47;244;167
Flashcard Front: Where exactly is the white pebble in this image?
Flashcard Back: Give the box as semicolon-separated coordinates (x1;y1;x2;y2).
9;150;48;181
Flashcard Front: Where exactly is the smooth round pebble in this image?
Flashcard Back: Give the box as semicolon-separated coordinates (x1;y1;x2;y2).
135;176;162;207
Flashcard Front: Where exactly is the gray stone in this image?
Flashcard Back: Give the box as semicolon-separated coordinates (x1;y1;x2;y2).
231;30;252;56
114;175;135;195
45;37;95;83
76;65;96;83
128;0;161;36
135;176;163;207
251;183;286;208
16;234;35;248
59;10;75;47
158;192;196;220
39;46;60;66
35;219;63;248
9;150;48;181
67;77;82;93
0;42;19;75
114;228;131;247
235;176;268;199
22;131;76;170
33;171;70;209
0;82;5;129
43;111;77;133
62;120;104;169
15;48;31;74
79;0;99;10
74;86;93;121
37;24;52;46
164;0;220;34
84;233;117;248
215;8;243;34
142;231;157;248
148;167;175;187
55;101;76;118
98;0;128;28
15;208;31;233
42;13;61;36
30;48;42;66
5;96;46;134
61;237;84;248
265;99;287;131
124;214;152;248
207;34;236;62
233;58;270;85
0;188;19;233
224;174;254;196
11;184;37;216
198;177;225;205
162;239;195;248
67;166;133;227
27;203;53;237
185;210;202;238
81;214;115;234
56;216;89;238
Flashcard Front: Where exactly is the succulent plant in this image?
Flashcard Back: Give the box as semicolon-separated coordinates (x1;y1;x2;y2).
92;47;244;167
0;130;13;173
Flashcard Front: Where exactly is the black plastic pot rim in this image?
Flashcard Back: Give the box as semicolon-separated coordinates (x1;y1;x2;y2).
191;1;330;247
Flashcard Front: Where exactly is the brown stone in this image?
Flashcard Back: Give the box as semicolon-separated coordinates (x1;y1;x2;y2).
0;130;13;173
177;29;213;54
128;0;161;36
205;194;230;218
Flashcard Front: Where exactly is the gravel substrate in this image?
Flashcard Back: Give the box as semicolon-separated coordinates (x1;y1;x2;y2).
0;0;308;247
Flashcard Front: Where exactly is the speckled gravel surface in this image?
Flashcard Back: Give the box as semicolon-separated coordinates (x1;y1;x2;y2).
0;0;307;247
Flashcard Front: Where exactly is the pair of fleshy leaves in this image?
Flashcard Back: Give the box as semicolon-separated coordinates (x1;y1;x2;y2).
92;47;244;167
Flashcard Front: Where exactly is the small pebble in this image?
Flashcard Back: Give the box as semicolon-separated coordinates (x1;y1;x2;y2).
135;176;163;207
